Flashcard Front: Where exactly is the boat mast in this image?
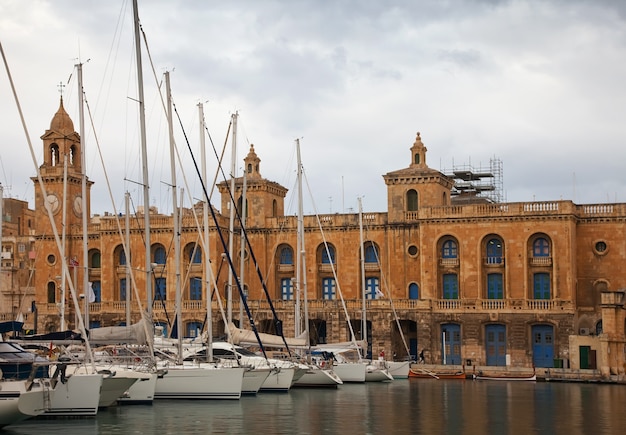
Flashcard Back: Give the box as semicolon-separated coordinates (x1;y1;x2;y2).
239;168;247;327
165;71;183;361
198;102;213;362
227;112;238;325
125;191;131;326
358;197;367;358
60;156;68;330
295;139;309;345
77;61;90;329
132;0;152;317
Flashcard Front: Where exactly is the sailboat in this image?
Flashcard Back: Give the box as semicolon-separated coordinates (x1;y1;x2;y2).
2;37;109;416
148;70;244;400
289;139;342;388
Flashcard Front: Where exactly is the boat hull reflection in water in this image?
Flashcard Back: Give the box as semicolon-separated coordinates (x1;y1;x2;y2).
6;380;626;434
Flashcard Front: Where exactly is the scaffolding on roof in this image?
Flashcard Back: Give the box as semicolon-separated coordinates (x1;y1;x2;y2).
442;157;504;203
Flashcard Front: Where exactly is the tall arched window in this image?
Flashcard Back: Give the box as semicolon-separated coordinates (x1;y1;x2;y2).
189;244;202;264
321;245;335;264
486;238;503;264
154;246;167;264
533;238;550;257
47;282;56;303
91;251;101;269
442;240;458;258
50;144;60;166
408;283;419;299
364;243;378;263
280;246;294;265
407;189;418;211
119;249;127;266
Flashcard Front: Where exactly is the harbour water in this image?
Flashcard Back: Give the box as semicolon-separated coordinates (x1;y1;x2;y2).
5;380;626;434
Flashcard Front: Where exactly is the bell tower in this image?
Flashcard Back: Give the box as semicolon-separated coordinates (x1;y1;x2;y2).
33;97;91;232
383;132;454;223
32;97;93;318
217;144;287;228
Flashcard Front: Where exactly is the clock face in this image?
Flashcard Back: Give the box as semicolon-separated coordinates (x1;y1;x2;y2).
73;195;83;216
45;193;60;213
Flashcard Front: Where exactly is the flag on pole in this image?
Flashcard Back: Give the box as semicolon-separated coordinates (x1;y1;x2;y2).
69;257;79;267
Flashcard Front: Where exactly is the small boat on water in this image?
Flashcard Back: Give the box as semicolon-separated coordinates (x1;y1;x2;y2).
472;367;536;381
409;367;467;380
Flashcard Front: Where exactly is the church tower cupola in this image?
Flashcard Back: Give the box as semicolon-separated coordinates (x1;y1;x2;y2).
244;144;261;180
410;132;427;169
40;97;82;173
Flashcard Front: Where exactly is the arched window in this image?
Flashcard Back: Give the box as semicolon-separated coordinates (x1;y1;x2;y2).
533;238;550;257
321;245;335;264
408;283;419;299
280;246;294;265
50;144;60;166
189;244;202;264
442;240;458;259
47;282;56;303
407;189;418;211
486;238;503;264
91;251;101;269
154;246;167;264
70;145;78;166
364;243;378;263
119;249;127;266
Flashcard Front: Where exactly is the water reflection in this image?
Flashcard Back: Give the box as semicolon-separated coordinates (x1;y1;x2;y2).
6;381;626;434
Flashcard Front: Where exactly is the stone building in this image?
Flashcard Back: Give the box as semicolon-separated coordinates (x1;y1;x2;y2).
13;100;626;376
0;193;36;324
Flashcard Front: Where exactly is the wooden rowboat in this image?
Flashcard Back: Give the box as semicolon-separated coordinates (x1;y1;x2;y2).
409;367;466;380
472;368;536;381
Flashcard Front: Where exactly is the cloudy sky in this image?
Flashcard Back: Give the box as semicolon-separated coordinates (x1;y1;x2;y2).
1;0;625;217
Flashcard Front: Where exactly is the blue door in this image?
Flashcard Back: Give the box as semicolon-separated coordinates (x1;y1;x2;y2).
486;324;506;366
532;325;554;368
441;324;461;365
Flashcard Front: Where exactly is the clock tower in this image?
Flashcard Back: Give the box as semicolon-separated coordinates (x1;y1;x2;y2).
32;97;93;323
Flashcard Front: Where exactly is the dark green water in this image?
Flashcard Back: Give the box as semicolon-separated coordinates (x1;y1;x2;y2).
4;380;624;434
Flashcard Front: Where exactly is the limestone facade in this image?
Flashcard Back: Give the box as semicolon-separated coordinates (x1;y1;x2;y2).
6;102;625;375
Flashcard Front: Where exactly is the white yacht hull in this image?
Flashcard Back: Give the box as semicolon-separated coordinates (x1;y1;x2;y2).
260;367;295;392
292;366;343;387
242;368;271;395
155;365;244;400
0;380;46;428
43;373;103;417
332;362;367;383
118;372;158;404
387;361;411;379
